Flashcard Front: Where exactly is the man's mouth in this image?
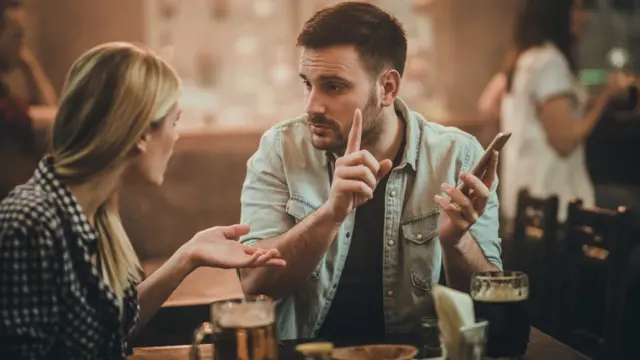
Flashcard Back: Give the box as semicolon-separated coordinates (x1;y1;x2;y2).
309;123;334;135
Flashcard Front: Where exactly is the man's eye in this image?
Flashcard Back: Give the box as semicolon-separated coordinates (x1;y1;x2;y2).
325;83;344;92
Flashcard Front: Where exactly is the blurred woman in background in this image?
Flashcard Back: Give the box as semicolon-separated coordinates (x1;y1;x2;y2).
0;42;285;359
478;0;627;221
0;0;57;106
0;0;51;199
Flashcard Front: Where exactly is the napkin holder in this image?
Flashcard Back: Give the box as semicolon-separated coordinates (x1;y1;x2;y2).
432;285;488;360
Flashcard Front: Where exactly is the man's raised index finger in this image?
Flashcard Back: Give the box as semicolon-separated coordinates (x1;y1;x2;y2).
345;108;363;154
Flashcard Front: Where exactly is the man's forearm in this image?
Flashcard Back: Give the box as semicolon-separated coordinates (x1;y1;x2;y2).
442;232;499;292
240;204;342;298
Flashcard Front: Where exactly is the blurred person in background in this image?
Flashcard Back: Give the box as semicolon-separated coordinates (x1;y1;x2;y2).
0;69;36;199
478;0;629;222
0;1;46;199
480;2;638;357
0;42;285;359
0;0;56;106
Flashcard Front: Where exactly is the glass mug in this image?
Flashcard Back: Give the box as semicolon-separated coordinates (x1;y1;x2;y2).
470;271;530;359
191;295;278;360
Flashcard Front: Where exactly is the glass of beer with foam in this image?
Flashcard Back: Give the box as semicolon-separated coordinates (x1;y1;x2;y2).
191;295;278;360
470;271;530;359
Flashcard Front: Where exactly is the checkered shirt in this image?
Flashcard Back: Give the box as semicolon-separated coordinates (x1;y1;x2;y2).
0;156;139;359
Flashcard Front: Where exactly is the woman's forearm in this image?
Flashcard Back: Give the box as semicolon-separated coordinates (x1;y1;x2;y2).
20;57;57;106
542;89;613;157
576;89;612;140
132;249;195;336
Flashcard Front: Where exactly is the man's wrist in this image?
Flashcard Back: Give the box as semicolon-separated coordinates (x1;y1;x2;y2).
317;202;346;225
440;233;467;253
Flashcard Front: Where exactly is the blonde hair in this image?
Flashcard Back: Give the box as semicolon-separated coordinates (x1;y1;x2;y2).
51;42;181;302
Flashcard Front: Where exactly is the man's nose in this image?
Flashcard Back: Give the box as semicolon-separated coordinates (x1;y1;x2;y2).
305;88;326;116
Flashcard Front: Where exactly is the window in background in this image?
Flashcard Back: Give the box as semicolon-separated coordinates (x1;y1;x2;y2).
144;0;441;131
584;0;599;9
611;0;635;12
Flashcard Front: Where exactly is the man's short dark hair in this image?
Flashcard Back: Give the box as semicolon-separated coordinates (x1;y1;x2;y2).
296;2;407;77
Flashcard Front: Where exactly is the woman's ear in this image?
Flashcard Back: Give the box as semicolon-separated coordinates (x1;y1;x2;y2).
136;132;151;153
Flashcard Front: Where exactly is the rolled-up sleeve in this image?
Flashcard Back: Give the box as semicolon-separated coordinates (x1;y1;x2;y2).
0;223;59;359
462;137;503;269
240;128;294;246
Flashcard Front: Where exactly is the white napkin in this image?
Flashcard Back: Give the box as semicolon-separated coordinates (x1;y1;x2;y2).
432;285;476;359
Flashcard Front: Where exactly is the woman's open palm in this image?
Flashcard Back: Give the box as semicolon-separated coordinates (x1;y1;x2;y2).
186;224;286;269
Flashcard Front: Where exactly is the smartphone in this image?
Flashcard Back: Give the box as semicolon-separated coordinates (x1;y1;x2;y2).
458;131;512;194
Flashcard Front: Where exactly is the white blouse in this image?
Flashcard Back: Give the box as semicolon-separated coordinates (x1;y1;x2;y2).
500;43;595;221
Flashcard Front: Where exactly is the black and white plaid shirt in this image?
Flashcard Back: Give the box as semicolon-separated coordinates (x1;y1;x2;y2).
0;156;139;359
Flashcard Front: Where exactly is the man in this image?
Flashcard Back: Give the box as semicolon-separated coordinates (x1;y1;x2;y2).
239;2;502;343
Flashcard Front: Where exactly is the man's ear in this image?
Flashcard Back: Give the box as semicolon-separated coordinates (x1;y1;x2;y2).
379;69;401;107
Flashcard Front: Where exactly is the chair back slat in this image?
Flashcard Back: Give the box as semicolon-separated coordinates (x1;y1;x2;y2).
560;199;632;360
512;189;559;332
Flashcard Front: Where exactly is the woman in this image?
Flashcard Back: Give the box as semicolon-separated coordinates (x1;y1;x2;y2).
478;0;627;221
0;0;57;106
0;1;48;199
0;76;38;199
0;42;285;359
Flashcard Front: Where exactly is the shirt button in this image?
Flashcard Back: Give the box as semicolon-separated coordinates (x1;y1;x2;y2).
417;233;423;240
390;190;397;197
387;240;395;246
387;290;394;297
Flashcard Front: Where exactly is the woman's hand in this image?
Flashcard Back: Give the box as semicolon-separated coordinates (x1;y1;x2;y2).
181;224;286;271
603;72;635;100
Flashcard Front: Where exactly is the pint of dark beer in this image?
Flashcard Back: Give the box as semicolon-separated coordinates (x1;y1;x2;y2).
191;295;278;360
470;271;530;358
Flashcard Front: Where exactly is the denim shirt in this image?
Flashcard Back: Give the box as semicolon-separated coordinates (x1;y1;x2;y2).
240;98;502;340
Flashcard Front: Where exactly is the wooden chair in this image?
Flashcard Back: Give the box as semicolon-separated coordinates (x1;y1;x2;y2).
559;199;632;360
510;189;559;333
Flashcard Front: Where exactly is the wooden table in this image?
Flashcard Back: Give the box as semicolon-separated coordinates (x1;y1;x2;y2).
141;259;243;307
131;259;589;359
128;327;589;360
131;260;243;348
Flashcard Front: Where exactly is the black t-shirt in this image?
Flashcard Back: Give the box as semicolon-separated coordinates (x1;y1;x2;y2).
317;132;406;345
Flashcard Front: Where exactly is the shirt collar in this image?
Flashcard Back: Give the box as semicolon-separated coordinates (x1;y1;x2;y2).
392;97;420;171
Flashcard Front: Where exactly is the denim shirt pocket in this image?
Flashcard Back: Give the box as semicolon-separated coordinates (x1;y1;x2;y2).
401;211;439;245
401;211;440;295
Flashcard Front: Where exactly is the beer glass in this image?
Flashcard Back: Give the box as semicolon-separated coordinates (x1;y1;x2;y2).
470;271;530;359
191;295;278;360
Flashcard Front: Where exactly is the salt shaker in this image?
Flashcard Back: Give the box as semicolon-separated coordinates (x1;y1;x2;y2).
457;320;489;360
295;342;334;360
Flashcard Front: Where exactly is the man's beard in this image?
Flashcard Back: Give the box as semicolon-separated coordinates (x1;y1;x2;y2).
307;91;384;154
